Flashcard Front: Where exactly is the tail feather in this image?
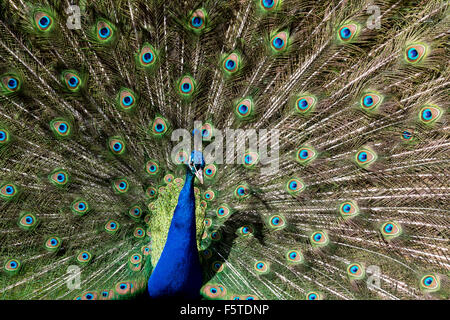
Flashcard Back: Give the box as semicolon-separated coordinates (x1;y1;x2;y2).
0;0;448;300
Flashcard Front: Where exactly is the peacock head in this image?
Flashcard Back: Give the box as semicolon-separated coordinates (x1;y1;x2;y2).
188;150;205;184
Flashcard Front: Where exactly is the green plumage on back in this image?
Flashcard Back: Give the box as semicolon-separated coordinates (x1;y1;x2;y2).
148;179;206;268
0;0;449;301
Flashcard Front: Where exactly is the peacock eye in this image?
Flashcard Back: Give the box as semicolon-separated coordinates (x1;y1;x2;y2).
270;31;288;52
113;179;129;194
340;28;351;39
178;76;196;96
146;187;157;199
209;230;221;242
296;145;317;165
50;119;71;138
243;151;259;168
239;225;253;236
151;117;169;136
295;94;317;114
115;281;131;295
405;43;428;64
347;263;365;280
50;169;69;186
273;37;283;48
117;88;137;111
380;221;401;240
200;123;214;141
234;184;250;199
83;292;97;300
114;143;122;151
286;249;303;263
58;123;67;133
129;253;143;264
189;9;207;31
420;274;440;292
19;212;38;230
286;178;305;196
45;236;62;252
142;246;151;255
203;190;215;201
419;105;442;124
105;220;120;234
100;28;109;37
68;77;78;87
338;23;359;42
235;98;254;119
164;174;174;184
39;16;49;27
222;53;241;74
96;20;114;41
1;74;22;93
109;137;125;155
401;129;414;141
192;17;202;27
269;215;285;229
226;60;235;70
175;150;188;164
7;77;18;89
137;43;157;68
143;52;153;63
129;205;142;219
254;261;269;273
146;160;159;175
4;259;21;274
72;199;89;215
77;251;92;264
360;92;383;111
62;71;82;92
211;261;224;272
202;284;223;299
339;200;360;219
202;249;212;259
260;0;279;11
355;147;377;168
135;228;144;236
1;183;18;199
204;164;217;179
306;292;321;300
310;231;329;247
0;130;9;146
34;11;53;32
216;204;230;218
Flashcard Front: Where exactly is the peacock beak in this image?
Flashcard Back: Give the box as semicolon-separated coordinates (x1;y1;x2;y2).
195;168;204;184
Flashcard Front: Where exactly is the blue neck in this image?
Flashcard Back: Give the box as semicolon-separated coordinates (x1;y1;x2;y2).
147;169;203;299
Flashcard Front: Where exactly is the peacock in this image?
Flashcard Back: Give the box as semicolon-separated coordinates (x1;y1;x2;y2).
0;0;448;301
